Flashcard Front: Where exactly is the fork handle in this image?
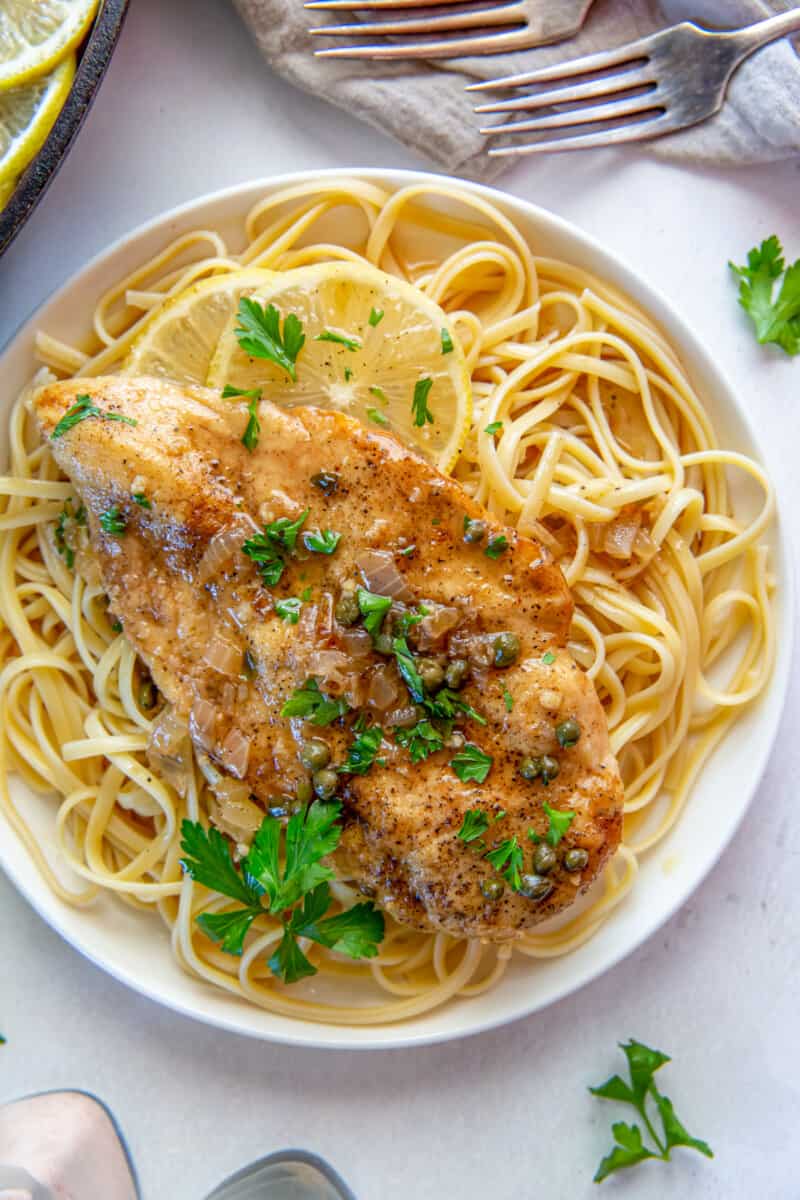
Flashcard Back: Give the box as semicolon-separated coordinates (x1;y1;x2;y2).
730;8;800;56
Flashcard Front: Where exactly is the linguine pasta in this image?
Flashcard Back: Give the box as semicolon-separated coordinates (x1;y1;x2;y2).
0;179;775;1024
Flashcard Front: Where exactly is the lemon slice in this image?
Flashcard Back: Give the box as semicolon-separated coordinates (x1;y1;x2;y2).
0;55;75;194
0;0;98;89
206;262;472;472
122;269;276;384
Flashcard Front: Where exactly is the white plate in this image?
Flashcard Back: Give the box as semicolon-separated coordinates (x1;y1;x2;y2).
0;169;792;1050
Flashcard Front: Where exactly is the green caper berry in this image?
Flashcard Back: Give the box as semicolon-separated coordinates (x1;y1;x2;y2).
311;470;339;495
295;777;313;806
518;873;553;901
480;877;505;901
556;718;581;749
312;768;339;800
463;517;487;544
519;756;543;782
300;738;330;771
374;632;393;655
539;755;560;785
493;632;520;668
564;847;589;872
137;678;156;710
444;658;468;690
335;587;360;627
418;658;445;692
533;843;558;874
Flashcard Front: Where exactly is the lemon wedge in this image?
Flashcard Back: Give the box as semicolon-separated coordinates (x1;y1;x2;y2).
0;0;98;89
0;55;75;197
206;262;472;472
122;269;276;384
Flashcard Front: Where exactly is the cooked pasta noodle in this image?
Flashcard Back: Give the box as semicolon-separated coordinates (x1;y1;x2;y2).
0;178;775;1024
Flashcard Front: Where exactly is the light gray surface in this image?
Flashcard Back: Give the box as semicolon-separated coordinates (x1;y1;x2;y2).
1;1;798;1197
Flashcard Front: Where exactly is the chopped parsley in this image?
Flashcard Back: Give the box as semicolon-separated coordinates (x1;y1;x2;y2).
110;619;123;633
303;529;341;555
398;544;415;557
357;587;392;639
485;534;508;560
243;511;309;587
54;500;85;568
301;586;313;601
542;650;556;665
392;635;425;703
369;385;387;403
424;687;486;727
367;408;389;427
502;687;514;712
368;307;384;327
440;327;454;354
395;719;444;764
180;806;384;983
132;493;151;508
222;384;262;452
412;377;434;427
450;743;493;784
280;678;348;726
543;801;574;846
344;366;353;382
485;836;523;891
457;808;490;844
339;725;383;775
51;394;137;439
275;597;303;624
485;420;503;435
99;505;126;535
729;234;800;356
235;299;305;381
316;330;360;351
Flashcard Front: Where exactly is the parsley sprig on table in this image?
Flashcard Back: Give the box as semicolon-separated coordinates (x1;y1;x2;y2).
729;235;800;356
590;1039;713;1183
180;804;384;983
235;299;305;380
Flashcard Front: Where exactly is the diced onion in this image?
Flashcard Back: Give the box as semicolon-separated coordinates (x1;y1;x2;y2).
385;705;419;728
189;697;217;751
417;603;460;650
604;510;641;560
203;634;242;676
195;527;246;585
216;727;251;779
367;665;399;712
147;707;192;794
308;648;351;690
356;549;414;602
340;627;373;658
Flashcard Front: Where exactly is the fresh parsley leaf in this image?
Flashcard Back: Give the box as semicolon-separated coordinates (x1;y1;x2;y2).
412;377;434;427
398;544;415;557
54;500;82;568
368;308;384;327
196;907;261;956
485;534;508;560
542;650;556;665
457;808;490;843
291;881;384;958
440;327;454;354
241;396;261;452
243;511;309;587
344;366;353;382
99;505;126;536
502;687;513;712
180;820;264;907
275;597;303;624
542;800;575;847
369;385;387;403
393;607;424;638
249;801;340;911
729;235;800;356
357;587;392;638
316;330;361;351
222;384;262;401
132;492;151;508
235;299;305;381
395;719;444;764
301;586;312;602
280;678;349;725
367;407;389;427
51;394;137;439
424;687;486;727
485;421;503;435
303;528;341;555
110;619;123;633
265;512;309;553
590;1039;713;1184
269;925;318;984
451;743;493;784
392;635;425;703
339;724;383;775
485;835;523;890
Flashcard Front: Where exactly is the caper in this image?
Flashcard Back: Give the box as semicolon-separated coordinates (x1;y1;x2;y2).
418;658;445;692
533;843;558;874
518;873;553;901
335;581;360;627
519;756;543;782
493;632;520;668
311;470;339;495
539;755;560;785
374;632;393;655
444;658;468;690
300;738;330;771
556;718;581;749
393;705;425;729
463;517;487;544
480;877;505;901
312;767;339;800
564;847;589;872
295;777;313;806
137;678;157;710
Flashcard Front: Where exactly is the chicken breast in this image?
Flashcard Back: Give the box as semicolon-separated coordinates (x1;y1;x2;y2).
35;376;623;941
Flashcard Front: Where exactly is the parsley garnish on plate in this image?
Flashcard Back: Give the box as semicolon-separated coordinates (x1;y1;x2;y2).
457;808;490;844
450;742;493;784
395;719;444;764
485;534;508;560
132;493;151;508
369;385;387;404
529;801;575;847
303;528;341;555
275;597;303;624
485;835;523;890
441;328;454;354
339;724;383;775
280;678;349;726
412;377;434;427
357;587;392;639
99;505;126;535
222;384;262;452
367;407;389;427
368;307;384;327
180;806;384;983
316;330;361;351
729;235;800;356
243;511;309;587
590;1039;713;1183
54;499;86;568
485;420;503;435
235;299;305;381
542;650;556;665
51;394;137;439
502;687;514;712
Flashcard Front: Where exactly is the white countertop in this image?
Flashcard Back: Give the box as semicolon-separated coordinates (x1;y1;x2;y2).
1;2;799;1197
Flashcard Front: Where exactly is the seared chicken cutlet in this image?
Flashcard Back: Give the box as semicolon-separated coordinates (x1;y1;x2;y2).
36;376;623;941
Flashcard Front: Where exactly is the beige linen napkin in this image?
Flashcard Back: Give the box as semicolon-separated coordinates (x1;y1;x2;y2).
232;0;800;180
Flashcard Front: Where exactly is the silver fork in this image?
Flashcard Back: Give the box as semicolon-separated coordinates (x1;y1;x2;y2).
306;0;594;60
470;9;800;156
